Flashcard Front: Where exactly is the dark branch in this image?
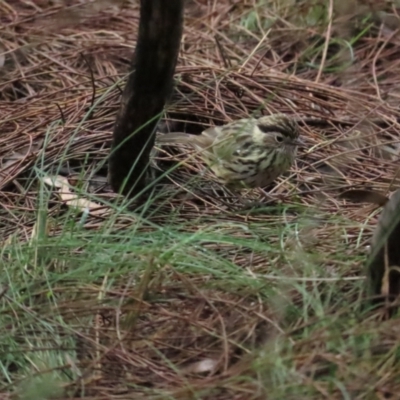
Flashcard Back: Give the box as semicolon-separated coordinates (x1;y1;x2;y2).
367;189;400;304
109;0;183;197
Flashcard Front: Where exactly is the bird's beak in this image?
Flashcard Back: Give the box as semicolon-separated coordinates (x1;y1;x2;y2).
291;138;306;147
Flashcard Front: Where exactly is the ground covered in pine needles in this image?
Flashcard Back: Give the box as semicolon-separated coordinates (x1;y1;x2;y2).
1;1;400;399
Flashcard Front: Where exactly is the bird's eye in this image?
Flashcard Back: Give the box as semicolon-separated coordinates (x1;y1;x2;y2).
275;135;284;143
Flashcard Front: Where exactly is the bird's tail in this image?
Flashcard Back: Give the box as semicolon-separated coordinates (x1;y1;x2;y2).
156;132;193;145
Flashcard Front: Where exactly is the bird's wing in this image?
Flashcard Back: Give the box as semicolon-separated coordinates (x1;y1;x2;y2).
200;126;222;146
156;132;193;145
210;120;256;160
157;127;220;149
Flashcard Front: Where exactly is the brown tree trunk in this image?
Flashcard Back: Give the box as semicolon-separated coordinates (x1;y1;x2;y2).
109;0;183;197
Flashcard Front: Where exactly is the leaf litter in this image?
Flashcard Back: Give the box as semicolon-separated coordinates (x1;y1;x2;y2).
1;0;400;398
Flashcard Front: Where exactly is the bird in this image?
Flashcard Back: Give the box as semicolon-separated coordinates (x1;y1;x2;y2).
156;114;302;189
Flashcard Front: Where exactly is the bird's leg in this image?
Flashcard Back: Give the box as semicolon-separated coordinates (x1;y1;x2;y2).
236;187;280;211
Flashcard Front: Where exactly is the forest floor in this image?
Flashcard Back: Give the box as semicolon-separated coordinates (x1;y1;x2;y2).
1;1;400;399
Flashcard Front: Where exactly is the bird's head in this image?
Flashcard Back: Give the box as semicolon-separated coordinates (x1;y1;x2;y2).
256;114;303;150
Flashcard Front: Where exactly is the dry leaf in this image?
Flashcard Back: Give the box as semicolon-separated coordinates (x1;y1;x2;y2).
339;189;389;206
181;358;218;375
43;175;110;217
42;175;65;189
